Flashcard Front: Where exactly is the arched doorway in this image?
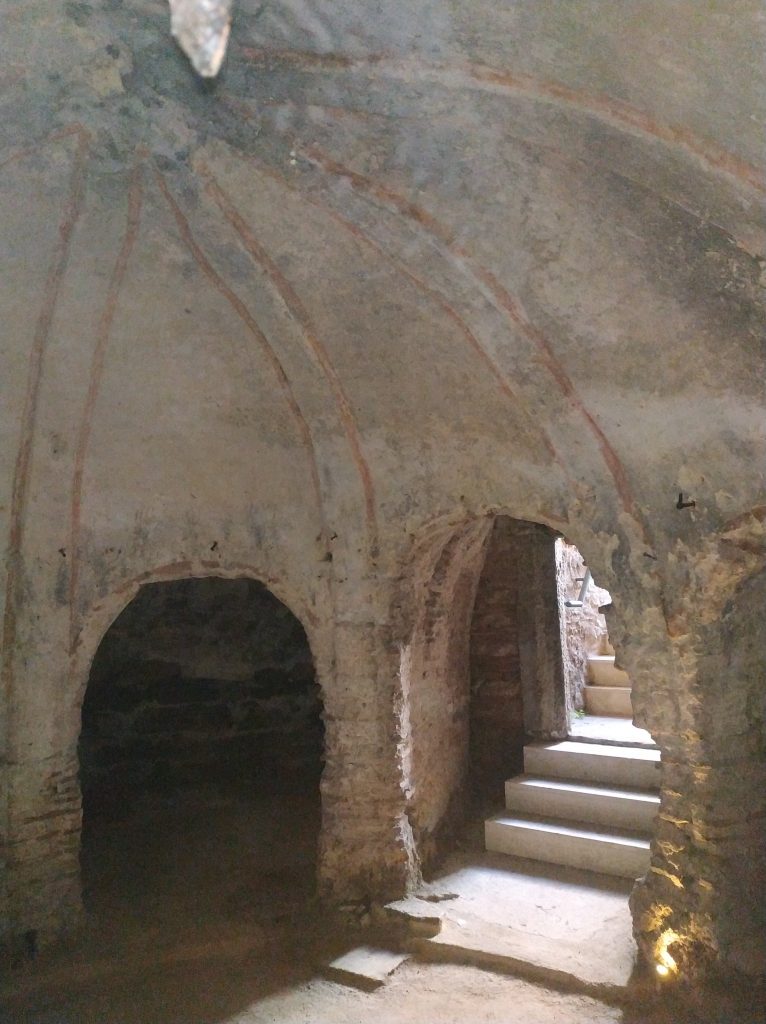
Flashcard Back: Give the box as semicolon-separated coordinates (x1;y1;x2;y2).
397;514;658;988
401;514;567;863
78;577;324;942
469;517;569;808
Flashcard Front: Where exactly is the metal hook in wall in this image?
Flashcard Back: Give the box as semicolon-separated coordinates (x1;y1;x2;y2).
676;492;696;510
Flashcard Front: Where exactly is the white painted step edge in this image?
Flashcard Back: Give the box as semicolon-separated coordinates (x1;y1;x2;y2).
487;812;651;846
485;814;651;879
527;740;660;761
524;741;661;789
504;775;659;832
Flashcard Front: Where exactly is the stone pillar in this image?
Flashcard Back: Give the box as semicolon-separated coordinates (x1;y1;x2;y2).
515;523;568;739
318;613;418;903
398;519;492;871
5;752;83;948
469;517;525;798
631;565;766;983
2;606;84;948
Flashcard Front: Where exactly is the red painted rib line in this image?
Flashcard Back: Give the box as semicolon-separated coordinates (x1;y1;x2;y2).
212;151;565;473
1;127;91;698
470;65;765;196
301;145;644;526
238;47;765;195
152;166;327;539
0;124;89;172
472;265;639;521
303;144;453;246
201;170;378;549
323;204;563;470
67;159;144;651
268;96;751;254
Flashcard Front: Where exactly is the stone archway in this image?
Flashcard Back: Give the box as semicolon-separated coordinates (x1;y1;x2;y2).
77;575;324;940
392;512;672;993
398;513;569;870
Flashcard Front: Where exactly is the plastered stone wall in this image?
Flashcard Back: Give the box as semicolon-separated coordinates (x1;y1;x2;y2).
399;519;491;868
80;577;322;812
1;0;765;990
631;562;766;980
400;515;567;867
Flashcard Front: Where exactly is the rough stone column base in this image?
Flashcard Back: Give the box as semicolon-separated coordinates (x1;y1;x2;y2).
5;752;84;948
631;754;766;984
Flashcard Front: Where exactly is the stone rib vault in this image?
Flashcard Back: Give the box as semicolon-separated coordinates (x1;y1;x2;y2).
1;0;764;994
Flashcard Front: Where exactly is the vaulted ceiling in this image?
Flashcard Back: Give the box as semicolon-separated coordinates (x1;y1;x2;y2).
2;1;764;589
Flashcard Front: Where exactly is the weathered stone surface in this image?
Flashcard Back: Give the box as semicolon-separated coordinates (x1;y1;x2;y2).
325;946;410;990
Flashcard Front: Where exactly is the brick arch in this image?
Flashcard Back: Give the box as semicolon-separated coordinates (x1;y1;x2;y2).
66;562;330;924
397;512;571;873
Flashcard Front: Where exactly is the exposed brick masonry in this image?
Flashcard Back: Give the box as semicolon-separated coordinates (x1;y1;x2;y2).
469;517;525;799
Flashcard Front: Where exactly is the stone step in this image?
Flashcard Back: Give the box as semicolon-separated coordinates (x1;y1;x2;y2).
504;775;659;832
524;741;661;790
485;813;651;879
586;655;631;687
583;685;632;717
324;947;411;991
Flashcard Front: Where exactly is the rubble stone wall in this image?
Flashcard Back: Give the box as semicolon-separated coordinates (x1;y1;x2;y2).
469;517;525;799
556;539;614;712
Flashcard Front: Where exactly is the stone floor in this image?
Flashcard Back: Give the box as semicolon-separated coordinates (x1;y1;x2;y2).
388;847;637;995
5;956;626;1024
69;780;324;968
569;714;656;747
4;793;764;1023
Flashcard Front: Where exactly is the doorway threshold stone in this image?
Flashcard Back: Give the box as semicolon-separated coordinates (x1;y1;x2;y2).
324;946;411;991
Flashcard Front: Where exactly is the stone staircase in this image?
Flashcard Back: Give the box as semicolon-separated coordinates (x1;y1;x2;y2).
485;739;660;878
583;646;633;717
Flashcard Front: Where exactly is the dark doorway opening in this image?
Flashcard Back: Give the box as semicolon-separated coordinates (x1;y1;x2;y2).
468;516;566;811
78;577;323;944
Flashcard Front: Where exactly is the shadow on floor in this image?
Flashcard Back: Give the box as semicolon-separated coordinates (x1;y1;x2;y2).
2;786;346;1024
6;942;326;1024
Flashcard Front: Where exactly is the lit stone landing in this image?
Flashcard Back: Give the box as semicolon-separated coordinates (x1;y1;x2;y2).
569;714;654;747
386;855;636;997
587;655;631;687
